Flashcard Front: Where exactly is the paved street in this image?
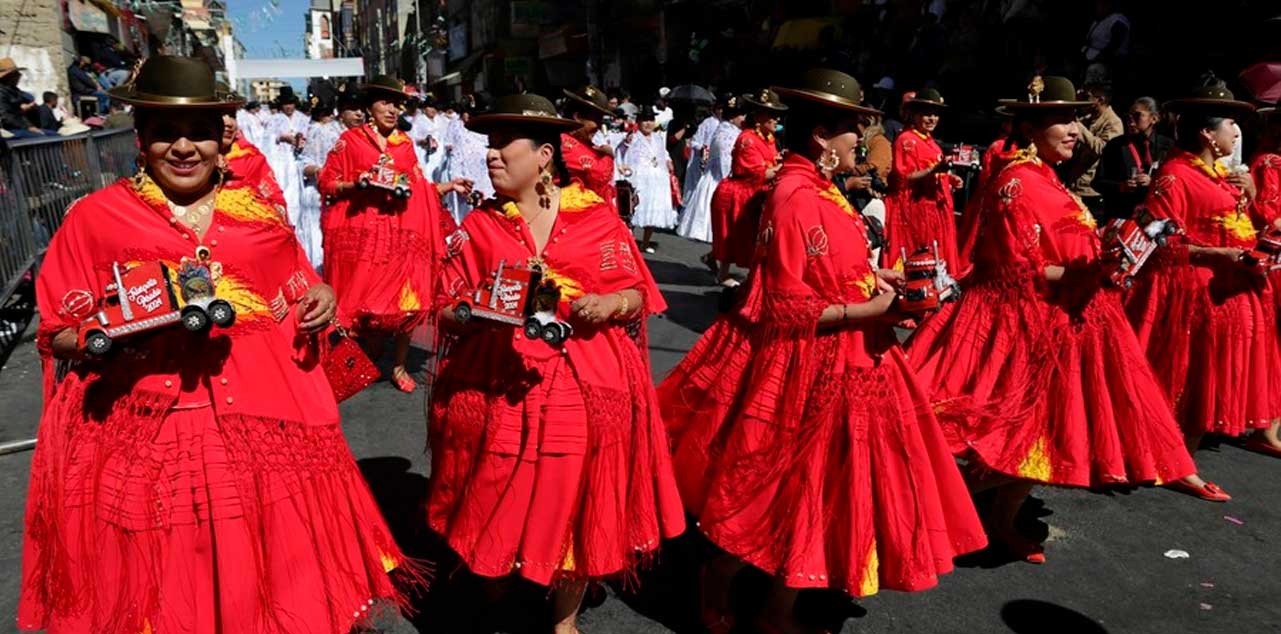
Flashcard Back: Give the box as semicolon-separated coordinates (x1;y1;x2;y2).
2;232;1280;634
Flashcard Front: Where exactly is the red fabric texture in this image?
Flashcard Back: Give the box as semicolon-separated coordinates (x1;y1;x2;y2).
908;155;1197;487
319;124;445;334
882;129;959;271
658;155;985;598
561;133;617;208
1124;149;1281;435
19;179;417;634
956;138;1018;280
427;184;684;586
1252;152;1281;312
224;136;288;220
711;127;777;267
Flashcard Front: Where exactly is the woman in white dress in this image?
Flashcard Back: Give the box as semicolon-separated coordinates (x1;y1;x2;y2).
265;88;310;231
443;98;494;223
297;99;344;269
620;107;677;253
680;95;743;248
681;105;721;205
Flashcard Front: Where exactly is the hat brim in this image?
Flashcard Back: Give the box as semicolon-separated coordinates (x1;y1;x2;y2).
771;86;877;116
108;86;244;109
1258;107;1278;116
904;98;949;110
1165;98;1256;117
359;84;409;101
740;94;789;113
466;113;581;135
1000;99;1092;111
0;67;27;77
561;90;613;117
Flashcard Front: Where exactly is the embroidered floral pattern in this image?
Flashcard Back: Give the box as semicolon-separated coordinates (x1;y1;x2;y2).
805;225;830;257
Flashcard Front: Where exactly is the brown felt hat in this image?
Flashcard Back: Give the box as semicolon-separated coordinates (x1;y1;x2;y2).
741;87;789;113
905;87;949;110
999;75;1091;111
108;55;243;109
562;85;613;117
467;93;580;134
1166;84;1256;118
360;75;410;102
772;69;879;116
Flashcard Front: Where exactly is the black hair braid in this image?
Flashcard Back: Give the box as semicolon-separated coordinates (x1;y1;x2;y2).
551;141;572;187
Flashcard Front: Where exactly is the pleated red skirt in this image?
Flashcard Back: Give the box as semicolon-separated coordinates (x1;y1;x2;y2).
659;320;986;597
18;404;414;634
710;178;765;268
881;189;959;271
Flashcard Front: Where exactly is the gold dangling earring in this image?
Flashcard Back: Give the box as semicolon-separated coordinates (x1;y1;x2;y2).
817;147;839;175
536;170;555;210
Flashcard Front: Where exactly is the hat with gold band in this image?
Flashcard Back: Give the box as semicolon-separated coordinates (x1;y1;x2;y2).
1166;84;1256;118
107;55;243;109
562;85;613;117
905;87;949;110
741;87;789;113
773;69;880;116
467;93;580;134
999;75;1091;111
360;75;410;102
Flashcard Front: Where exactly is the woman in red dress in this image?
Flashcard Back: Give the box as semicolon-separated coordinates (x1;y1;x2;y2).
956;106;1016;279
1126;86;1281;458
710;89;787;286
1251;107;1281;342
18;56;417;634
909;77;1207;566
559;85;617;206
221;110;287;217
659;70;986;634
882;88;963;271
319;75;468;393
427;94;685;634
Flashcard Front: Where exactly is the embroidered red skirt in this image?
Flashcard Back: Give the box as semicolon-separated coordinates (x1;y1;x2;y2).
18;399;414;634
710;177;765;268
881;188;959;271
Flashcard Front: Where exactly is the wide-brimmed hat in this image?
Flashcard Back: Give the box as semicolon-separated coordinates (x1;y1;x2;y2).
276;85;300;105
1000;75;1091;112
741;87;789;113
0;57;26;79
1166;84;1256;118
562;85;613;117
773;69;879;116
360;75;409;102
905;87;949;110
107;55;243;109
467;93;580;135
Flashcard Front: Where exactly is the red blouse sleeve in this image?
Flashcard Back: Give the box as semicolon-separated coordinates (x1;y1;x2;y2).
1143;166;1189;228
318;131;352;198
980;169;1047;281
1251;155;1281;226
730;132;769;180
758;192;828;326
34;202;98;360
596;212;667;313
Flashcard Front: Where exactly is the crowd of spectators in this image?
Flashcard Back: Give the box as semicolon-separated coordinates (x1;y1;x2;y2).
0;43;137;140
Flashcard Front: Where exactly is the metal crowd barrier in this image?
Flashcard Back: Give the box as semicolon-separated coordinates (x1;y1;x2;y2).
1;128;139;306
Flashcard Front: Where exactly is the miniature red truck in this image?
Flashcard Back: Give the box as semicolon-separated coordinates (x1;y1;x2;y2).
450;259;574;344
355;154;412;198
1239;227;1281;274
73;256;236;355
1100;208;1178;288
897;242;962;316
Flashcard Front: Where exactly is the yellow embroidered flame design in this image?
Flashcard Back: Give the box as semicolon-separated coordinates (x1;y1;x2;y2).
217;186;286;225
501;201;522;220
214;274;272;322
820;185;857;218
559;531;576;572
541;264;585;302
1077;208;1098;231
387;130;410;146
1016;436;1052;481
398;279;422;311
559;182;604;212
859;540;880;597
133;174;168;207
1217;212;1258;241
225;140;252;161
140;619;153;634
380;551;399;573
854;272;877;299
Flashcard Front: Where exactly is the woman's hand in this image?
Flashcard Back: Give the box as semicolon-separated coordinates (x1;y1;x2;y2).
1228;171;1257;200
765;165;781;180
437;177;474;196
875;268;905;291
51;328;86;360
297;284;337;333
571;293;621;325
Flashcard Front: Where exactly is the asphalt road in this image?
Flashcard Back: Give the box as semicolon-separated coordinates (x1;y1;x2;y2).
2;232;1280;634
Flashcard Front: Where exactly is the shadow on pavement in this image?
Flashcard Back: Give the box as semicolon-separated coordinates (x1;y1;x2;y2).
645;257;718;289
1001;599;1111;634
657;288;722;335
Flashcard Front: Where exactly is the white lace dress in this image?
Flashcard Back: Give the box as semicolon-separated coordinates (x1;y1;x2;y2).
678;120;739;242
297;118;344;269
620;131;677;229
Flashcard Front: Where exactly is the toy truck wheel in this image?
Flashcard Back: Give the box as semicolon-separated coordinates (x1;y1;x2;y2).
453;302;472;324
1121;276;1134;290
356;177;369;190
395;187;409;198
181;305;211;332
84;331;112;355
208;300;236;328
523;317;543;340
542;322;570;345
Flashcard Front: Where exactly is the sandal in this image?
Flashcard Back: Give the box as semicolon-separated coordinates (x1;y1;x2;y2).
391;367;417;393
1164;479;1232;502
